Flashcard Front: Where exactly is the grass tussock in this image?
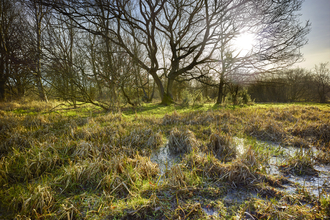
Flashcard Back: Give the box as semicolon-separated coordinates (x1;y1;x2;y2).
245;117;286;142
185;151;261;186
291;122;330;146
1;101;329;219
314;150;330;164
2;184;55;219
1;144;62;183
207;132;236;161
55;158;111;192
243;198;322;220
168;128;198;154
121;128;163;149
279;149;318;176
162;111;181;125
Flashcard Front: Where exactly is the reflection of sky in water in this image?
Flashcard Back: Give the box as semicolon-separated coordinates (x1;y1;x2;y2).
259;142;330;198
150;137;330;198
233;137;246;155
202;207;219;218
283;165;330;197
150;144;182;174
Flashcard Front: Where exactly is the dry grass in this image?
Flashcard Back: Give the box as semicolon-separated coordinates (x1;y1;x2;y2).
162;110;181;125
283;136;310;148
291;122;330;146
245;198;319;219
128;154;159;178
245;117;286;142
207;132;236;161
55;158;111;192
168;128;199;154
3;183;55;219
185;152;261;186
1;102;330;219
121;128;163;149
72;140;100;159
279;149;318;176
314;151;330;164
165;165;189;187
1;143;62;183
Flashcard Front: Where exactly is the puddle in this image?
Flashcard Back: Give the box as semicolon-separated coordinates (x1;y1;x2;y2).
223;189;258;204
254;141;330;197
150;137;330;198
150;144;182;174
233;137;246;155
281;165;330;197
202;207;219;218
283;146;320;157
232;138;330;198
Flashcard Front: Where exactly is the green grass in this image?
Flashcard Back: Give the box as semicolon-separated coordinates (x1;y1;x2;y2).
0;100;330;219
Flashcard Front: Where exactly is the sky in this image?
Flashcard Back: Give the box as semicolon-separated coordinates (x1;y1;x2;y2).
296;0;330;70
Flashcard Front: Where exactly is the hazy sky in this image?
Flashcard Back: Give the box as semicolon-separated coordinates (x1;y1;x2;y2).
296;0;330;70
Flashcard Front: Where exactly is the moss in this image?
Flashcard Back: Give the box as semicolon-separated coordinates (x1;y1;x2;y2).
160;93;174;106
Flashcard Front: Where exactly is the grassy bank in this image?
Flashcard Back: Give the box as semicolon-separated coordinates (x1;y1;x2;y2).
0;101;330;219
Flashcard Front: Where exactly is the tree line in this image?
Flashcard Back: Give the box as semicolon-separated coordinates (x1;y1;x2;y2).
2;0;324;108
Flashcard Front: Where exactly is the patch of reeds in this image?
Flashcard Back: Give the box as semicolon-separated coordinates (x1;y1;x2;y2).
283;136;310;148
314;150;330;165
2;183;55;219
162;111;181;125
207;132;236;161
291;122;330;146
246;198;317;220
279;149;318;176
121;128;162;149
245;117;286;142
184;152;261;186
168;128;198;154
1;143;62;183
127;154;160;179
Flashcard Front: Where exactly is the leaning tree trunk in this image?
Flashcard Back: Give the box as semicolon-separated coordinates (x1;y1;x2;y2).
148;69;171;105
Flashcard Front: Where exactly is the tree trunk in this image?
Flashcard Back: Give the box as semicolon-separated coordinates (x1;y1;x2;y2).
160;77;174;105
36;75;48;102
121;85;135;106
35;2;48;102
216;76;225;104
148;69;172;105
0;79;5;101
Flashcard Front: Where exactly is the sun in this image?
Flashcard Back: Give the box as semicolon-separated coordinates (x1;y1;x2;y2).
232;32;256;55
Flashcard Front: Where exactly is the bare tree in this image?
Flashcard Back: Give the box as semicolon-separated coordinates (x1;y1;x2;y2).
42;0;310;105
0;0;18;101
23;0;52;102
313;63;330;103
0;0;34;101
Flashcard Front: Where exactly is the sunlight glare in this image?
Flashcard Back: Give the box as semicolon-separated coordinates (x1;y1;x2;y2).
232;33;256;55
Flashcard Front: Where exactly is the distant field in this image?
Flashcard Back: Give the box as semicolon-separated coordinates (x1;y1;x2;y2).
0;101;329;219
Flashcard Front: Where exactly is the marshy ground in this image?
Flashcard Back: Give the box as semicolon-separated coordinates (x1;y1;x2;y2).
0;101;330;219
